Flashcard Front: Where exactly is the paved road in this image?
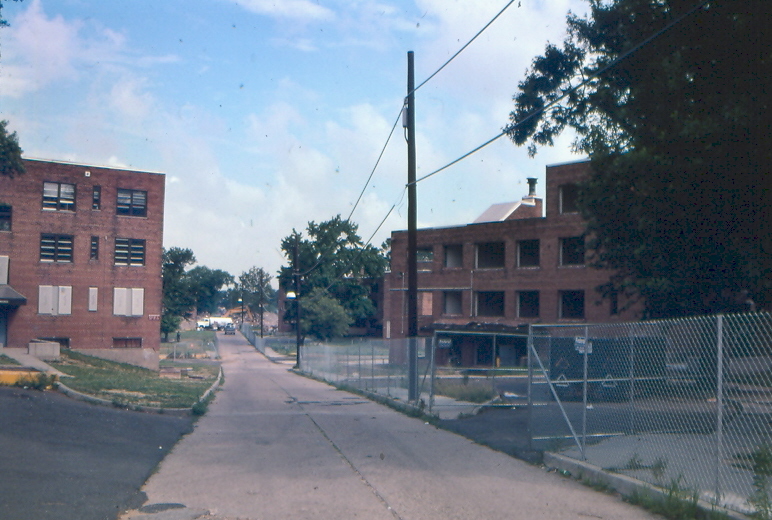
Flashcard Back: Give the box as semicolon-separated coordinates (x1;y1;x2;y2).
121;334;661;520
0;385;193;520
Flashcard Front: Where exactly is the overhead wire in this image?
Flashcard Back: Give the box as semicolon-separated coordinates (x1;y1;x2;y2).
409;0;713;187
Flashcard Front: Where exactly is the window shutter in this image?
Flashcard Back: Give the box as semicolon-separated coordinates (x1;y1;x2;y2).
113;287;128;316
38;285;56;314
0;255;8;285
58;286;72;315
88;287;98;312
130;288;144;316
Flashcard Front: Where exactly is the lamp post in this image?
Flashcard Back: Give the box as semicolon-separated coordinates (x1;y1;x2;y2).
287;235;301;368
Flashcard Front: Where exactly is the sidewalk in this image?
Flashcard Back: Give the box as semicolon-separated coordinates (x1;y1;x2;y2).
120;335;661;520
1;347;67;377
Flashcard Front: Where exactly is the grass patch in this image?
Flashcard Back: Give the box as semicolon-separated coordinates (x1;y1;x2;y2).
51;349;220;409
160;330;218;360
0;354;21;366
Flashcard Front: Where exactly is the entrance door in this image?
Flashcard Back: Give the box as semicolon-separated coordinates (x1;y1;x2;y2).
0;307;8;347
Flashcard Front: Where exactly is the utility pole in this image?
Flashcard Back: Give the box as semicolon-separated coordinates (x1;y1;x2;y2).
259;270;265;338
293;234;301;369
406;51;418;402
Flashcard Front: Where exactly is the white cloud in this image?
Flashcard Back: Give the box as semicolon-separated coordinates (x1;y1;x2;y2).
230;0;335;22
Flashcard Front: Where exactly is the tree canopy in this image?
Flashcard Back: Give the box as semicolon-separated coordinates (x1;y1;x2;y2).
279;216;387;338
506;0;771;317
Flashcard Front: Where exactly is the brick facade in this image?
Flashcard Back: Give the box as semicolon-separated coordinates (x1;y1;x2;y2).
383;160;641;344
0;159;165;369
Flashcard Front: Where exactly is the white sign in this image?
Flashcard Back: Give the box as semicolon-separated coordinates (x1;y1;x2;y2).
574;337;593;354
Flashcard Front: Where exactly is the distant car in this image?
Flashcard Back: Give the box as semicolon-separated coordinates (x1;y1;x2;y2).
223;324;236;335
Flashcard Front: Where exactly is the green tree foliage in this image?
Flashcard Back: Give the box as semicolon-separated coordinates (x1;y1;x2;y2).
279;216;387;338
236;266;276;316
161;247;196;339
299;288;353;341
187;266;234;315
0;120;24;178
506;0;771;317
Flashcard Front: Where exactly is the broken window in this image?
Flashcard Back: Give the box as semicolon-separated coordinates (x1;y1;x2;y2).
476;242;505;269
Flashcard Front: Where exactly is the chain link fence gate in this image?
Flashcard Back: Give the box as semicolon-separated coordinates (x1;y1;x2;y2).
528;313;772;515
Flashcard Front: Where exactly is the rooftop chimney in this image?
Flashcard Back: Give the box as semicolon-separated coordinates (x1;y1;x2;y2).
526;177;537;197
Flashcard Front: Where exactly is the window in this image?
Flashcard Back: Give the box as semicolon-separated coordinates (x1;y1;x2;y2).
112;338;142;349
517;239;540;267
476;242;505;269
0;204;10;231
114;238;146;266
92;186;101;210
475;291;504;317
443;291;463;315
560;183;579;214
116;188;147;217
419;291;433;316
0;255;9;284
444;245;463;268
560;290;585;319
113;287;144;316
42;182;76;211
560;236;585;266
90;236;99;260
518;291;540;318
88;287;98;312
417;247;433;270
38;285;72;315
40;234;73;263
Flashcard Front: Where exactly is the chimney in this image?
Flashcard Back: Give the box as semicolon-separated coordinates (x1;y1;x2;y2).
526;177;537;197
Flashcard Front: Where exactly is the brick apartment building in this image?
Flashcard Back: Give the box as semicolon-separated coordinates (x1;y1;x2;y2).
0;158;165;369
382;160;641;367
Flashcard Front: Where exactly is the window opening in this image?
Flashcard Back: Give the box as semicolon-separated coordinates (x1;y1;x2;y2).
560;236;585;266
518;291;540;318
40;234;73;263
476;242;505;269
560;290;585;319
444;244;463;268
517;239;539;267
475;291;504;317
116;188;147;217
42;182;76;211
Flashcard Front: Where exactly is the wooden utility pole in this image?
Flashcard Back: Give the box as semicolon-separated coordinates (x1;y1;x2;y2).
406;51;418;402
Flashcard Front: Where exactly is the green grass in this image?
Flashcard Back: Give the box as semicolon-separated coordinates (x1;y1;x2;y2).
433;378;498;403
159;330;218;360
0;354;21;366
51;349;220;409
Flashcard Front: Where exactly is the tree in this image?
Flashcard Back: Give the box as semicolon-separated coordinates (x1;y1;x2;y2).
161;247;196;340
187;266;234;315
0;3;26;178
299;288;353;341
505;0;771;317
237;266;276;319
279;216;387;338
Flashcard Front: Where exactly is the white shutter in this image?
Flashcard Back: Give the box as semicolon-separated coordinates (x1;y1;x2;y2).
130;288;144;316
0;255;8;285
88;287;98;311
113;287;128;316
38;285;56;315
57;286;72;315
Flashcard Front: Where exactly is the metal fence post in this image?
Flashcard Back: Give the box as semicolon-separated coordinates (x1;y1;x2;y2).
582;325;589;460
715;314;725;504
527;324;533;452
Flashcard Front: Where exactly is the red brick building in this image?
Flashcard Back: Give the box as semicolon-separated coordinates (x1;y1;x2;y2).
0;159;165;369
383;160;641;366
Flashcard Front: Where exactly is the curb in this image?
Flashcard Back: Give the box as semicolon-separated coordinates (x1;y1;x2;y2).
55;366;224;416
543;452;752;520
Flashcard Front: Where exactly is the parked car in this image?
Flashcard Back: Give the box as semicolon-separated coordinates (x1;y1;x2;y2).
224;324;236;335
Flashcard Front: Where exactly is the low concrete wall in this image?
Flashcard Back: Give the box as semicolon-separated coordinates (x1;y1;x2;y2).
28;341;60;361
72;348;160;371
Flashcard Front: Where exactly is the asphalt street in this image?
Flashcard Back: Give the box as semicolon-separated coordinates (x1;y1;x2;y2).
0;385;194;520
119;333;662;520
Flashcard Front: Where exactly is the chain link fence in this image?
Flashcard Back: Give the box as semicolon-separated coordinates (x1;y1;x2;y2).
529;313;772;515
256;313;771;516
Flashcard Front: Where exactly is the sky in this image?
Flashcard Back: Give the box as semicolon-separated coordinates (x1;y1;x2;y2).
0;0;588;285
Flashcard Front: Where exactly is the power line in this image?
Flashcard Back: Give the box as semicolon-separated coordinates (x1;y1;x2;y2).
409;0;712;187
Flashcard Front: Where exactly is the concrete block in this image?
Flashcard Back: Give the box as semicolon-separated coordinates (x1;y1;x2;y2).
28;341;60;361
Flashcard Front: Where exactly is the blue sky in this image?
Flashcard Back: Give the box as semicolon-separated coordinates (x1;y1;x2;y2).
1;0;586;283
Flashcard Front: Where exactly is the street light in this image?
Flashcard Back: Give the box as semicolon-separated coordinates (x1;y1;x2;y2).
286;288;300;368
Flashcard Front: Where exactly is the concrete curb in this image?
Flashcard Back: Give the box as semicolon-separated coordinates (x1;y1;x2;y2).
543;452;752;520
54;367;224;416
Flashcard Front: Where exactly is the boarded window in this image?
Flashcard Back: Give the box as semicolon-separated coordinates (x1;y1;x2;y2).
38;285;72;315
518;291;540;318
40;234;73;263
112;337;142;349
88;287;98;312
113;287;144;316
116;188;147;217
419;292;433;316
517;239;539;267
476;242;505;269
